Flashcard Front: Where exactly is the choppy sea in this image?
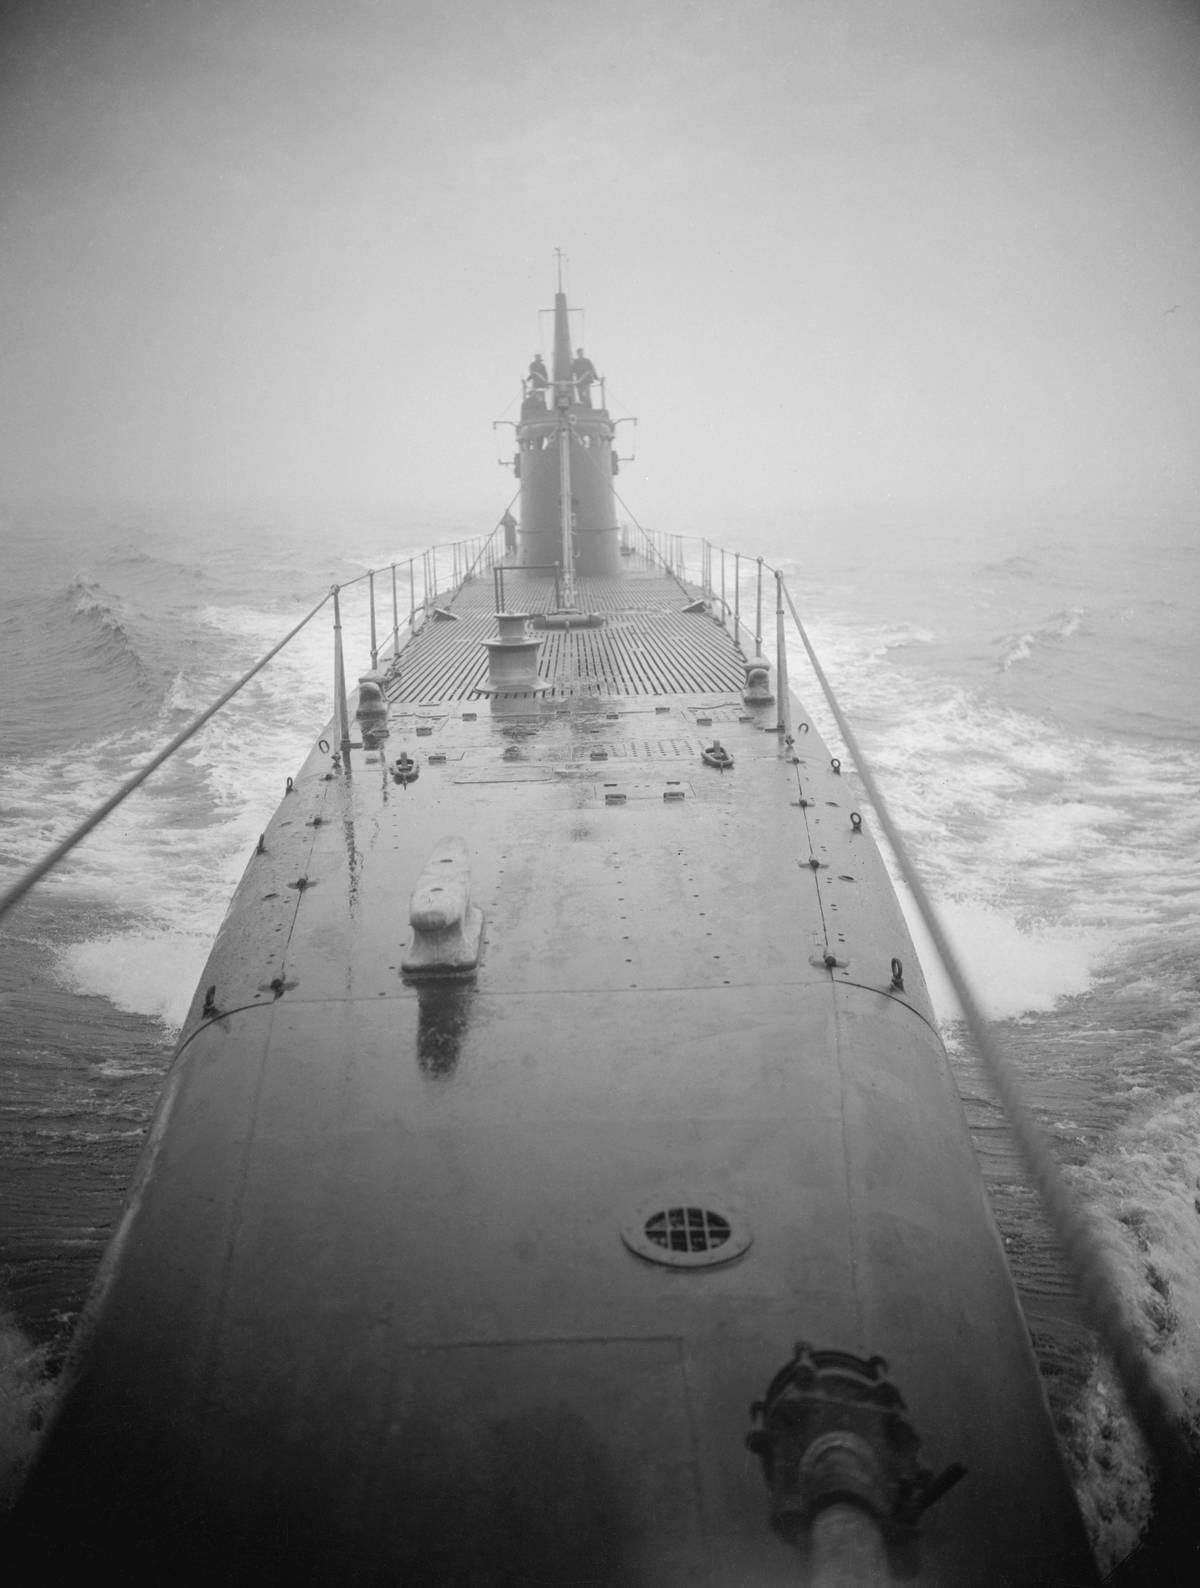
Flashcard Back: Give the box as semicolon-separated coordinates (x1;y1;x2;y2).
1;499;1197;1578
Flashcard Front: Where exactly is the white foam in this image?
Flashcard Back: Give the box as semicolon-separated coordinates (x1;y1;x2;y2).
0;1314;53;1512
999;606;1085;671
787;612;1200;1022
56;931;214;1031
1;594;341;1028
898;890;1111;1023
1068;1090;1200;1568
1072;1367;1154;1575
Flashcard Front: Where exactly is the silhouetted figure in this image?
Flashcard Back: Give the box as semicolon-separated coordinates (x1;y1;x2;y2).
523;354;549;415
501;510;517;553
571;348;598;407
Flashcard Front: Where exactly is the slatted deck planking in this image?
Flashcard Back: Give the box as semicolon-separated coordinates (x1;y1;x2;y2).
387;569;747;703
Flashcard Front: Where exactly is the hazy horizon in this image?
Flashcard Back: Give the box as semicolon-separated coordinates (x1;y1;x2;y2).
2;0;1198;532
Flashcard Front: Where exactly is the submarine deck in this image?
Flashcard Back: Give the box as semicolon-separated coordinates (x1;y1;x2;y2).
8;563;1096;1584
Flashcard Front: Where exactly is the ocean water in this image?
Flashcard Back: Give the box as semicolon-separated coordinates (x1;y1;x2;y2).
1;499;1198;1574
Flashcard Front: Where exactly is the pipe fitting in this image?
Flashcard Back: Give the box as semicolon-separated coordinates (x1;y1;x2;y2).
747;1343;964;1566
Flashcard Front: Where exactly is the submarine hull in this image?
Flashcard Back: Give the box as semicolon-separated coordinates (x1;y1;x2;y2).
8;562;1095;1584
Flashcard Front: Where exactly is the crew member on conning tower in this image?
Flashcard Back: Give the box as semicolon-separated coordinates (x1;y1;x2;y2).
571;347;598;407
523;354;549;414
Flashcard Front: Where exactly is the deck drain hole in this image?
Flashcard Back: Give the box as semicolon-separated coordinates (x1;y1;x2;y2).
622;1200;751;1269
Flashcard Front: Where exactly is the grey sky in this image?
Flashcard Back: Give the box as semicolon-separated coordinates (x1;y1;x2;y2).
2;0;1197;529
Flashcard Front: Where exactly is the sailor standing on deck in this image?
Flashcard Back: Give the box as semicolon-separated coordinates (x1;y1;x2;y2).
571;348;598;407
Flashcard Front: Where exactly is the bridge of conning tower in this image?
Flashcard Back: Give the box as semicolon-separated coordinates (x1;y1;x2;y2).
515;289;620;583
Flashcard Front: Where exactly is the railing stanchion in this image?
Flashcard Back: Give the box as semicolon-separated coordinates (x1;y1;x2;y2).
734;552;741;650
368;570;378;670
391;563;399;655
332;585;352;765
775;571;792;743
409;558;416;625
720;547;726;628
755;556;764;658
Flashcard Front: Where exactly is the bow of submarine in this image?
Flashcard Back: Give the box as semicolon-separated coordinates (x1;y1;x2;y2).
6;667;1097;1585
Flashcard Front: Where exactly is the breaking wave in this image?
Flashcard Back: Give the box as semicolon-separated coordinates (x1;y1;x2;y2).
997;606;1086;671
1;579;167;757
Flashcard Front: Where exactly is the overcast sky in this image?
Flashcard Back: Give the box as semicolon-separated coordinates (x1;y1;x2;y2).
2;0;1197;529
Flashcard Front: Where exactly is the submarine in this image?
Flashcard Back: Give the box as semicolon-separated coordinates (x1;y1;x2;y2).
5;282;1100;1584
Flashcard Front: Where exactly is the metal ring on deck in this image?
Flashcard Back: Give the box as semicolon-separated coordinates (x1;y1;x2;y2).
701;742;734;770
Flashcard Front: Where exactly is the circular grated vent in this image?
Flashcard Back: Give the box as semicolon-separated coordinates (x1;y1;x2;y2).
621;1198;751;1269
646;1206;730;1253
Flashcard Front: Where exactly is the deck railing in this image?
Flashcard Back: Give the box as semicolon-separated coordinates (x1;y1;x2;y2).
632;525;782;690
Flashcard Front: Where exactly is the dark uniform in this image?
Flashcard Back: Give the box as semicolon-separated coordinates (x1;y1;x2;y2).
523;355;549;415
571;349;598;407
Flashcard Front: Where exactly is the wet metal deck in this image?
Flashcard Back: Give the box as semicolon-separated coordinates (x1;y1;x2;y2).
389;568;746;702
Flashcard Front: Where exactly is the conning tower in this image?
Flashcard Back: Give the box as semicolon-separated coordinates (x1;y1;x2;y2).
515;287;620;581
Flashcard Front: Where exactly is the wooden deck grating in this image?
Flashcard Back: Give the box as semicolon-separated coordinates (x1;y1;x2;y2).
388;570;745;702
451;568;692;615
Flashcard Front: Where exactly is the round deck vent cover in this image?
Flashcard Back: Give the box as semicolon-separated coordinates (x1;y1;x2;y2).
621;1198;751;1269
